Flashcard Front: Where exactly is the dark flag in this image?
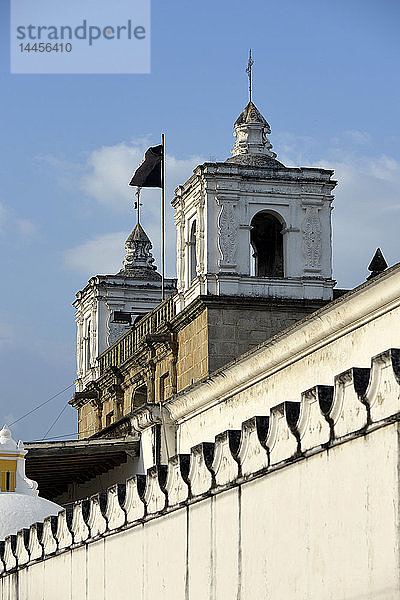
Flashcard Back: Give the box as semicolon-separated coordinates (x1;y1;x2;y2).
129;144;163;188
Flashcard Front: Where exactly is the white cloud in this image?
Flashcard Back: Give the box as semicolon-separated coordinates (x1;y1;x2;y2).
307;154;400;288
1;414;17;429
62;133;400;289
81;139;203;213
330;130;371;147
16;218;38;237
62;139;204;277
63;222;177;279
342;130;371;145
275;131;400;287
63;231;127;275
0;202;37;239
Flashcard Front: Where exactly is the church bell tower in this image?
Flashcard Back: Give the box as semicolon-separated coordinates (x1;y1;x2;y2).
173;101;336;312
73;224;176;392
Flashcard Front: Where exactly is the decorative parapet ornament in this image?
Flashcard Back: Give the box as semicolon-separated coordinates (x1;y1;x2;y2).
121;223;158;276
302;205;322;271
231;101;277;158
2;347;400;577
217;197;239;268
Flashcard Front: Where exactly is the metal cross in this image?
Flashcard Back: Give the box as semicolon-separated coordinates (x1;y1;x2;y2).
134;187;142;224
246;49;254;103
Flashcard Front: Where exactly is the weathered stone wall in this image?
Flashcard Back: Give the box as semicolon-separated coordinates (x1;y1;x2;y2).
206;298;324;373
2;347;400;598
176;309;208;391
78;403;98;440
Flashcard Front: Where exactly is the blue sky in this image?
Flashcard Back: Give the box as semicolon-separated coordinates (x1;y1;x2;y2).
0;0;399;442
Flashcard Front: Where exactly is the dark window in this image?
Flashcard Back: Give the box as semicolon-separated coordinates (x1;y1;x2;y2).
113;311;131;324
132;384;148;410
105;411;114;427
250;211;284;277
155;424;162;465
6;471;10;491
159;373;169;403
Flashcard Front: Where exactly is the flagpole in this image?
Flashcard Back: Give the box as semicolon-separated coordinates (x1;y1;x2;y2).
161;133;166;301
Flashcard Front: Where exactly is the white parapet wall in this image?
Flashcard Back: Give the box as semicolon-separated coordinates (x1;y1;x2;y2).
1;344;400;599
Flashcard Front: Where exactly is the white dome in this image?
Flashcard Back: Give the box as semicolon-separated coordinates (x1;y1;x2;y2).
0;493;62;540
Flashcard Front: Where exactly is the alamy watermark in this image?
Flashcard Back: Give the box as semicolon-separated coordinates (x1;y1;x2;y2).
11;0;150;74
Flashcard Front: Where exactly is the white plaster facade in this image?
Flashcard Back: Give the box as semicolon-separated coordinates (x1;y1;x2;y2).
173;102;336;312
3;100;398;598
2;333;400;597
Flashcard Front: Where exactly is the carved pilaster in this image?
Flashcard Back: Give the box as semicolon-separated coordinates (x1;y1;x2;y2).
196;198;205;277
302;206;322;272
217;196;239;268
76;317;84;377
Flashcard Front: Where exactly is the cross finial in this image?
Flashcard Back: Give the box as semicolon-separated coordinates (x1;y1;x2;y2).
245;49;254;103
134;187;142;225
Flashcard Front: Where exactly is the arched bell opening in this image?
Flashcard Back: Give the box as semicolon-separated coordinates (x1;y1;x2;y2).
250;211;284;277
131;384;148;410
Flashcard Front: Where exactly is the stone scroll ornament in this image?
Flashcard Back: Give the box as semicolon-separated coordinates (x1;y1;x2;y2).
218;202;238;266
302;206;322;270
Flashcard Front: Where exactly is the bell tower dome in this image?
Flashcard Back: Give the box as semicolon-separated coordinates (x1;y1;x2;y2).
173;101;336;312
231;100;277;158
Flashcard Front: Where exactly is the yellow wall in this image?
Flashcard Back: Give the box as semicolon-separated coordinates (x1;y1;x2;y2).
0;458;17;492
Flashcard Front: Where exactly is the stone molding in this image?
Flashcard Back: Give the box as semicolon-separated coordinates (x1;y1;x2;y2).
130;404;162;432
237;416;269;477
104;483;126;531
187;442;214;498
41;516;58;555
56;508;73;550
211;430;241;489
123;475;146;524
164;454;190;507
297;386;332;452
86;493;107;539
2;347;400;575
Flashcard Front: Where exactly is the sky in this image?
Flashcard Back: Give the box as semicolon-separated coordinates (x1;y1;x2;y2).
0;0;399;443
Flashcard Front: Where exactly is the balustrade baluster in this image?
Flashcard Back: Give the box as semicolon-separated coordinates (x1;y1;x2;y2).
97;296;175;373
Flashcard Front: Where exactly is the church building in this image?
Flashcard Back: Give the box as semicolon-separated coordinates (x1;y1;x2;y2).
69;99;339;477
1;97;400;600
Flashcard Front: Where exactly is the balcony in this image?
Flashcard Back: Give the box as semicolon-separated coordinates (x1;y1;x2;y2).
98;295;176;375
